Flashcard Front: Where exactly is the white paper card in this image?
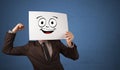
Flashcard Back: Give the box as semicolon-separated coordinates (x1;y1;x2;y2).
29;11;68;40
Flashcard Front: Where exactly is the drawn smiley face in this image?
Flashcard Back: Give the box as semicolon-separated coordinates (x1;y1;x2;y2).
37;16;57;34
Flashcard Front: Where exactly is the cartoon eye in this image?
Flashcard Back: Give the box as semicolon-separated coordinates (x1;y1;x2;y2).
38;18;46;27
49;18;57;28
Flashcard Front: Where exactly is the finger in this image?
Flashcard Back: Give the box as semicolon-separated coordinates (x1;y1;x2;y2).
20;25;24;29
66;36;72;40
18;23;24;29
66;33;72;37
65;31;74;39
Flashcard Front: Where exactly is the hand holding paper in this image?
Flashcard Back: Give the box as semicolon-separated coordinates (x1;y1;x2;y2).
65;32;74;47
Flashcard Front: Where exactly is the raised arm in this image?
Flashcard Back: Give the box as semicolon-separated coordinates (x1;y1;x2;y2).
58;32;79;60
2;23;29;55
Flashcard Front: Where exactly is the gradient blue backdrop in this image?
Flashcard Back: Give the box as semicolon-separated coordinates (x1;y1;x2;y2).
0;0;120;70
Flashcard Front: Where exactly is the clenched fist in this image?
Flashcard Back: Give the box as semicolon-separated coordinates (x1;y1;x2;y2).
12;23;24;33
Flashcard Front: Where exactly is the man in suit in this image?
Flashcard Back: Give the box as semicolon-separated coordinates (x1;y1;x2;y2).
2;23;79;70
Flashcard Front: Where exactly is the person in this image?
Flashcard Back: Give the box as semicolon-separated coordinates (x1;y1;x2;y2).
2;23;79;70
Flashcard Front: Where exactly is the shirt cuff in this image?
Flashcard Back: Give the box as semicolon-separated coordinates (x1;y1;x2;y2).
67;42;74;48
8;30;15;33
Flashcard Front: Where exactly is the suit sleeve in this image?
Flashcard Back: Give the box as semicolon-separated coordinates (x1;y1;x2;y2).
2;32;29;56
57;40;79;60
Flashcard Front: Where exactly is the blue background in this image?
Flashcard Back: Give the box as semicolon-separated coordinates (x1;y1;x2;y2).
0;0;120;70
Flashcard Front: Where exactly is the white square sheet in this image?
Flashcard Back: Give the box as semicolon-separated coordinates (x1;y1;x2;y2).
29;11;68;40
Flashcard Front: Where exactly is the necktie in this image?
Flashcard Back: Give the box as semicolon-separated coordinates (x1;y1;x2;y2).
42;43;50;61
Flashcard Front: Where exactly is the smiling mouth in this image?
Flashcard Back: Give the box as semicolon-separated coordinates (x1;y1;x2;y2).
41;30;53;34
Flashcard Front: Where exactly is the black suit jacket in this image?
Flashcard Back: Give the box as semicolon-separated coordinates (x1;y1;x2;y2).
2;33;79;70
